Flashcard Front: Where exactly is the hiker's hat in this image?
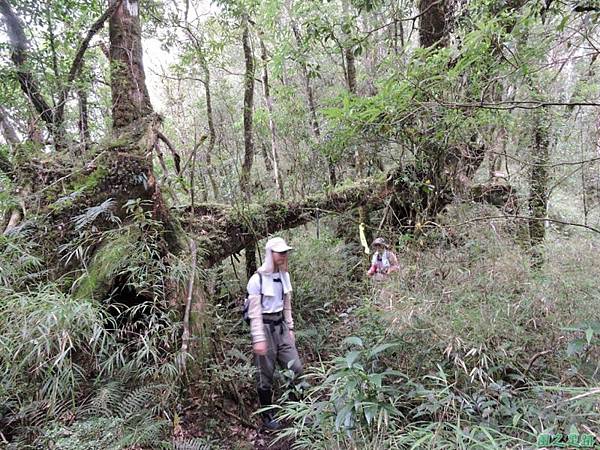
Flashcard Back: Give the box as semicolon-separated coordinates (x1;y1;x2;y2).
371;237;389;248
266;237;294;253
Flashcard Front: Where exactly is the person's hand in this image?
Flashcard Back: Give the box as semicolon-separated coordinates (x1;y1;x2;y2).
253;340;268;355
289;330;295;343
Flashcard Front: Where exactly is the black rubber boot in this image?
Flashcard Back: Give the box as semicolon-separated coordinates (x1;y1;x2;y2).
258;388;281;431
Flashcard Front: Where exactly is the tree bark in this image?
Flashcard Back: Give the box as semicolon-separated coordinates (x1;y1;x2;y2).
240;15;256;198
0;106;21;234
528;107;550;261
419;0;449;49
201;59;221;201
182;168;509;268
0;0;56;133
259;37;285;200
186;176;391;267
108;0;153;129
261;142;273;171
240;15;257;278
78;88;90;154
0;106;20;149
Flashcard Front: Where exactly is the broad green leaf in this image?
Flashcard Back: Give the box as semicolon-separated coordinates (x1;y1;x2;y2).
345;350;361;368
368;342;400;358
567;338;586;356
343;336;363;347
585;327;594;344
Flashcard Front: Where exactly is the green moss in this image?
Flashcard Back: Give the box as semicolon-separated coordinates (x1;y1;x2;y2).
101;136;131;151
74;227;142;300
71;167;109;193
47;167;109;214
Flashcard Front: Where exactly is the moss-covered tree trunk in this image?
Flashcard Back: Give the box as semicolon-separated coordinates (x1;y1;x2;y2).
240;14;257;279
528;107;550;266
108;0;153;129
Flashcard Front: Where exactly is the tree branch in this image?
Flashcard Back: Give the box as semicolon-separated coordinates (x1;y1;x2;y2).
55;0;124;126
157;131;182;174
183;176;392;266
0;0;55;127
449;215;600;235
179;173;520;267
438;100;600;110
0;106;18;179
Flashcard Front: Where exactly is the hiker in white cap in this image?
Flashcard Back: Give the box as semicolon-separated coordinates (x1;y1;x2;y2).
367;237;399;280
246;236;302;430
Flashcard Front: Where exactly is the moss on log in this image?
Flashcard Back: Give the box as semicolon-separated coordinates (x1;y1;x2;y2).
73;226;142;300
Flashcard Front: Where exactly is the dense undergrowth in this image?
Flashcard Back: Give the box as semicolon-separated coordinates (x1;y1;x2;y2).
1;201;599;449
0;207;211;449
268;205;600;449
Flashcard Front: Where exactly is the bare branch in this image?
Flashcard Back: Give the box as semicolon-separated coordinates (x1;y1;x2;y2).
449;215;600;235
438;100;600;110
157;131;182;174
180;238;197;371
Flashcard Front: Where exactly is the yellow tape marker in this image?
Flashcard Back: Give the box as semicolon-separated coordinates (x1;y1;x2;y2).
359;222;370;255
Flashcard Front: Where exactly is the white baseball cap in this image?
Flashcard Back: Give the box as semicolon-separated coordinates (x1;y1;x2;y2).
266;237;293;253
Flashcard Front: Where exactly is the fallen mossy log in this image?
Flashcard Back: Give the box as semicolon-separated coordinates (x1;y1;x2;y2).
4;114;515;303
181;176;393;267
179;174;516;268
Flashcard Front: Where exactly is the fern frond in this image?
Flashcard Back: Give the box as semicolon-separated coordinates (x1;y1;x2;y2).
72;198;118;230
171;438;212;450
115;383;169;419
82;380;127;417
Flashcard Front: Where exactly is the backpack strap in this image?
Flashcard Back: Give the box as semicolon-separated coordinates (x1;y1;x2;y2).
257;272;264;309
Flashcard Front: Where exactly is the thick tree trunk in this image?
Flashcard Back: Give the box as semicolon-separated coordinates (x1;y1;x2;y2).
183;168;508;268
419;0;449;49
528;108;550;262
240;15;257;278
108;0;153;129
186;176;391;267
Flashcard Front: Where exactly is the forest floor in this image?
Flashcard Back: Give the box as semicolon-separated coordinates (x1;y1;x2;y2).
174;207;600;449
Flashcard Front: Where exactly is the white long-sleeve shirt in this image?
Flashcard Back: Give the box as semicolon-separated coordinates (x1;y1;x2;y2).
246;272;295;343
